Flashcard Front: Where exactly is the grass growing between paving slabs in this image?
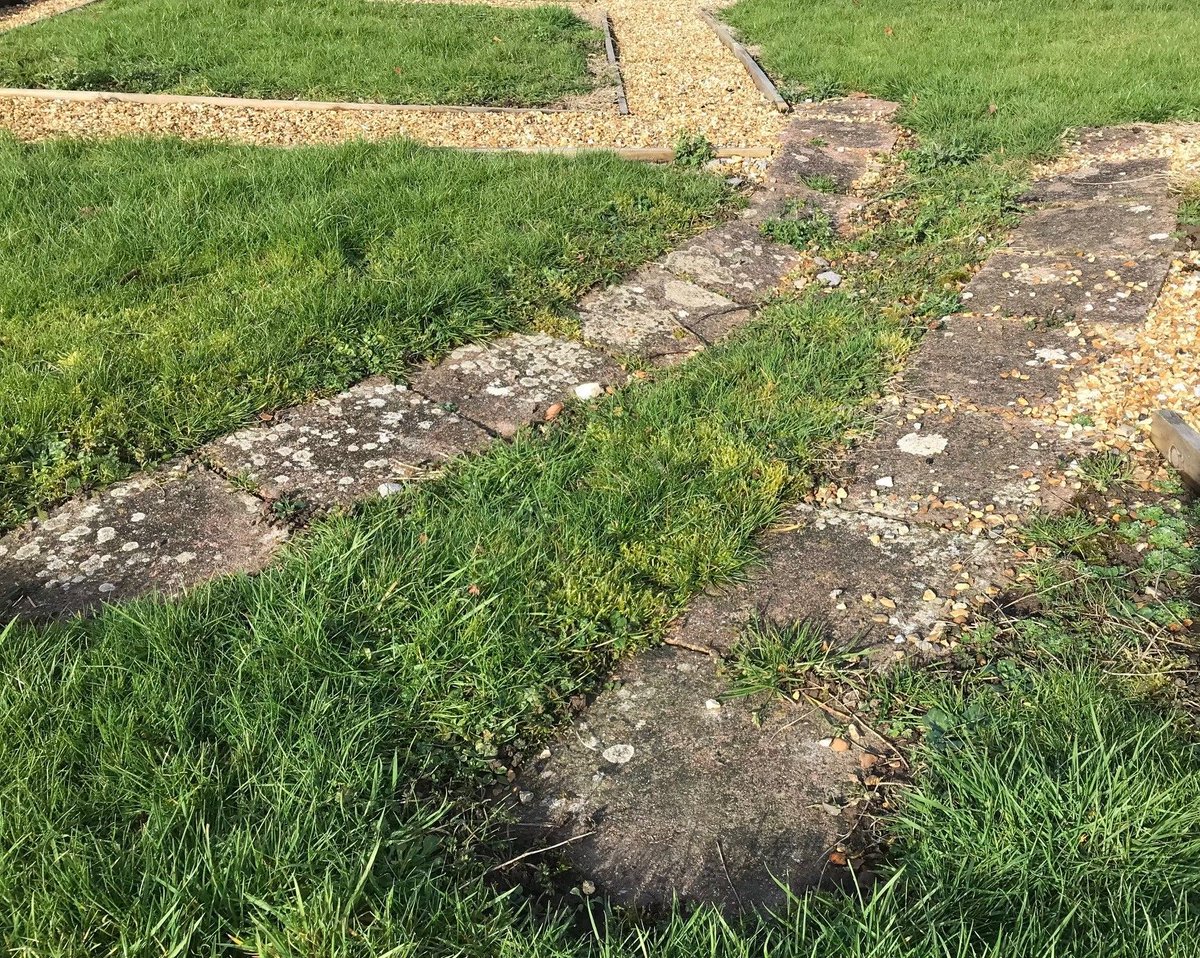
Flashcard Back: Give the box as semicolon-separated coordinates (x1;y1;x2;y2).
0;134;725;531
724;0;1200;159
0;136;1076;952
0;0;601;106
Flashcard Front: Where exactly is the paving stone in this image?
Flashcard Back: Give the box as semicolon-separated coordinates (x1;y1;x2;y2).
0;465;286;621
742;186;865;235
577;264;750;363
902;314;1093;415
671;505;1003;655
767;136;869;195
1072;125;1160;160
961;251;1171;324
805;96;901;122
510;646;858;911
204;377;489;508
1004;198;1179;258
409;333;625;437
843;399;1078;530
661;221;800;304
1017;158;1171;205
780;116;900;154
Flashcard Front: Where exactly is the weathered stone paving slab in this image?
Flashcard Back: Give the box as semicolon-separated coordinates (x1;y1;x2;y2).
661;220;800;304
781;116;900;155
1018;157;1170;205
962;252;1171;324
577;264;749;362
0;464;285;621
901;314;1092;416
670;505;1003;657
806;96;901;122
409;333;625;437
1004;198;1178;258
842;399;1076;531
510;646;858;911
204;377;489;508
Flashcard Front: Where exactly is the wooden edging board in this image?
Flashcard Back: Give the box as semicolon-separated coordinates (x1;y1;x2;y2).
697;9;790;114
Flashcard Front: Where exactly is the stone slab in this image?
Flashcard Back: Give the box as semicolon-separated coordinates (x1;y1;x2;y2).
204;377;489;508
767;137;869;195
843;399;1077;531
671;505;1002;655
743;186;866;235
781;116;900;154
805;96;901;122
577;264;749;363
1004;198;1179;258
1071;125;1160;161
409;333;625;437
961;251;1171;325
0;465;286;621
510;646;858;911
661;221;801;304
1017;158;1171;205
901;314;1092;416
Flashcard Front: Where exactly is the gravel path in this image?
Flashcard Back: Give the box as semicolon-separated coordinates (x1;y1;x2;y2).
0;0;790;149
1043;124;1200;472
0;0;97;32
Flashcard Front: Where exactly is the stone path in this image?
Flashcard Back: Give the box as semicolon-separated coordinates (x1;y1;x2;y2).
506;127;1185;911
0;98;897;621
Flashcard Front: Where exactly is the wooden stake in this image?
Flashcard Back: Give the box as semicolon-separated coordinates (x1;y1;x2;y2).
1151;410;1200;492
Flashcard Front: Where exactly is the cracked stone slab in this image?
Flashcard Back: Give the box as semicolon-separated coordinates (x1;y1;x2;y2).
743;186;866;235
510;646;858;911
577;264;750;363
1003;198;1179;258
1018;158;1171;205
901;314;1093;415
204;377;489;508
671;505;1003;656
843;399;1078;531
767;137;870;195
409;333;625;437
0;465;286;621
1072;125;1162;161
661;221;800;304
961;251;1171;324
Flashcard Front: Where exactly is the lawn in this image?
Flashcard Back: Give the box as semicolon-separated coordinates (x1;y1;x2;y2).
724;0;1200;158
0;0;602;106
0;135;725;530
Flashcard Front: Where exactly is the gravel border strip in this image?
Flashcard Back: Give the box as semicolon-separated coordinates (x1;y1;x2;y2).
0;0;99;33
697;9;788;114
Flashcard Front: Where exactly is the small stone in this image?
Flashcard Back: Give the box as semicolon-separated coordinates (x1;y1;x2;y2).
829;737;850;752
704;698;721;710
574;382;604;401
875;476;894;488
816;270;842;287
377;482;406;497
544;402;565;421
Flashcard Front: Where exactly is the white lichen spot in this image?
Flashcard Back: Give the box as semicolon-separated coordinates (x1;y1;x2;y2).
174;551;197;565
602;743;635;765
897;432;948;457
130;512;147;523
120;541;140;552
98;583;116;594
14;542;41;561
96;527;117;545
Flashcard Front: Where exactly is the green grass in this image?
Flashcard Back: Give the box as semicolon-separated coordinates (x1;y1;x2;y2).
0;0;601;106
723;0;1200;158
0;134;1023;952
0;135;724;530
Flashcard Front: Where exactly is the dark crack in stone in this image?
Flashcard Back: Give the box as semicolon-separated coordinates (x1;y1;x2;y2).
0;464;286;621
577;264;749;363
410;333;626;437
671;505;1002;656
662;221;800;304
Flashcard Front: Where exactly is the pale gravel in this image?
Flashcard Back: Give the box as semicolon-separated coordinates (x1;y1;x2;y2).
0;0;801;150
0;0;98;32
1038;121;1200;186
